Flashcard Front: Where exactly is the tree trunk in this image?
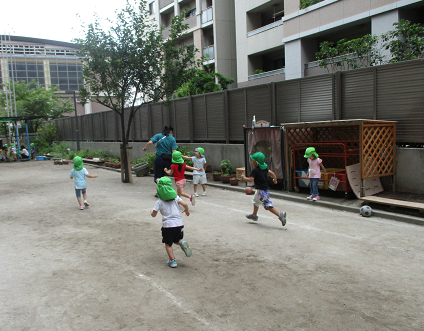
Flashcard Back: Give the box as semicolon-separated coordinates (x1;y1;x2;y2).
119;111;132;183
120;143;133;183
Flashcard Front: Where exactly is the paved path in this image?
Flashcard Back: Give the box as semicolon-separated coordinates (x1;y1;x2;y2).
1;161;423;330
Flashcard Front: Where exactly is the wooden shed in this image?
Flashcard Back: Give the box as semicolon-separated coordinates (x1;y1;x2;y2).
282;120;396;197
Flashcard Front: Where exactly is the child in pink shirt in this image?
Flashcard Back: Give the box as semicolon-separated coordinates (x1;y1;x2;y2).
304;147;327;201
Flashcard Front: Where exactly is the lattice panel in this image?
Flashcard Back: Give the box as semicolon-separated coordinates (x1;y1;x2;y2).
361;124;396;179
287;126;360;148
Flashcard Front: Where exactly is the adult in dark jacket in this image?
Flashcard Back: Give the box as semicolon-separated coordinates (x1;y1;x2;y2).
143;125;178;184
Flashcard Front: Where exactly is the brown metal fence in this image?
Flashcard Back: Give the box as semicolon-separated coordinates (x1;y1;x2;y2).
54;59;424;144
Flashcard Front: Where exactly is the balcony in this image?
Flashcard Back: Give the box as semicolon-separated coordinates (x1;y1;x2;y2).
201;7;213;24
248;68;285;81
203;45;214;62
247;19;283;38
159;0;173;11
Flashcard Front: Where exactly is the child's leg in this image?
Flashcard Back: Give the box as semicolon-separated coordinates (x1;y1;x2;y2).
252;204;259;215
202;184;206;192
193;184;198;193
165;244;175;261
77;197;83;206
267;207;280;217
177;187;190;199
75;189;84;207
82;191;87;201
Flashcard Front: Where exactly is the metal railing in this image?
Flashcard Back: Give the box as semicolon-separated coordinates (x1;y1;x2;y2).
248;68;285;80
203;45;214;60
201;7;213;24
247;19;283;38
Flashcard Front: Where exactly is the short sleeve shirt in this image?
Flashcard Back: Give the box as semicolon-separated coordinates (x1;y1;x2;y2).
69;168;89;189
150;134;178;158
191;156;206;175
307;158;322;179
249;167;269;191
153;197;183;228
171;163;186;182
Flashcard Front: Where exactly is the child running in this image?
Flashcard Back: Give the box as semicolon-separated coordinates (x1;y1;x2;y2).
241;152;287;226
150;177;192;268
304;147;327;201
69;156;98;210
164;151;200;206
182;147;207;197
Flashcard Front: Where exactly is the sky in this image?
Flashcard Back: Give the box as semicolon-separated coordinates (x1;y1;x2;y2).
1;0;130;43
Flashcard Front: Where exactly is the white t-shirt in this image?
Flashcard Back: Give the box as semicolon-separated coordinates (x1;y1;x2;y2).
191;156;207;175
153;196;184;228
21;148;29;156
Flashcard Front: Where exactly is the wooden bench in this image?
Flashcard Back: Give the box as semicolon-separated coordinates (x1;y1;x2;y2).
360;196;424;213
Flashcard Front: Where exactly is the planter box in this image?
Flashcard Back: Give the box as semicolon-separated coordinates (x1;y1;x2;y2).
212;173;222;181
221;175;232;184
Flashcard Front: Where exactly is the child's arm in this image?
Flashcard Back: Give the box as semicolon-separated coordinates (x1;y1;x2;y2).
320;163;327;176
178;200;190;216
241;174;255;183
268;170;278;184
150;209;158;217
86;174;98;178
181;155;191;160
185;165;201;172
164;167;173;175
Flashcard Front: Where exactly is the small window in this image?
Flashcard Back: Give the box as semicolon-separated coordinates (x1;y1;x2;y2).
185;8;196;18
149;2;155;15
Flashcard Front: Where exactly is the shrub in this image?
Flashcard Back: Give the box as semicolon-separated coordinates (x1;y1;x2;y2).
220;159;233;176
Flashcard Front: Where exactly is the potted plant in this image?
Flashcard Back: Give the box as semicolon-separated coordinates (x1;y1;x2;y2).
230;177;238;186
212;171;222;181
220;159;233;184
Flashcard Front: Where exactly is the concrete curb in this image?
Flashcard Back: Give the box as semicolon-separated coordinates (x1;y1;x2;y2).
86;164;424;226
205;182;424;226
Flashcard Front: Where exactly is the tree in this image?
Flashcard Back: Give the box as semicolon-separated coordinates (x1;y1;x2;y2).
0;80;73;133
159;13;203;101
315;35;382;73
76;0;201;183
300;0;324;10
382;19;424;63
174;68;234;98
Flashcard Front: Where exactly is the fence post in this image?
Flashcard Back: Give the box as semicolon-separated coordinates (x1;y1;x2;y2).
188;96;194;143
373;68;377;120
298;81;301;122
271;82;276;125
224;89;229;143
147;103;152;139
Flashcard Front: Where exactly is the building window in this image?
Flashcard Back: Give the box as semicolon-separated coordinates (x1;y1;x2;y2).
185;8;196;18
149;2;155;15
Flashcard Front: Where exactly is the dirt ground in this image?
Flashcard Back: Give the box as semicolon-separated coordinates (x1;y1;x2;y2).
1;161;423;331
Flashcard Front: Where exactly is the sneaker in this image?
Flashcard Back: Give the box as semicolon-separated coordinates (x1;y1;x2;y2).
180;240;192;257
167;259;177;268
246;214;258;221
279;212;287;226
307;195;315;200
190;195;195;206
202;191;206;196
313;196;320;201
84;200;89;207
79;205;84;210
194;192;199;197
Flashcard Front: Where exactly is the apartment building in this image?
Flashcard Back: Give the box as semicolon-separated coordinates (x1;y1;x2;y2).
0;36;102;115
148;0;237;85
236;0;424;87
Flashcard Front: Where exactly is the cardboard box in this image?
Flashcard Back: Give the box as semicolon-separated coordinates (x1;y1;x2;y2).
236;167;245;179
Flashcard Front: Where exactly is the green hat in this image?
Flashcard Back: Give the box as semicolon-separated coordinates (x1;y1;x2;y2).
73;156;84;171
172;151;184;164
195;147;205;156
11;144;15;147
157;177;177;201
30;143;34;146
4;144;7;147
250;152;267;170
304;147;319;159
